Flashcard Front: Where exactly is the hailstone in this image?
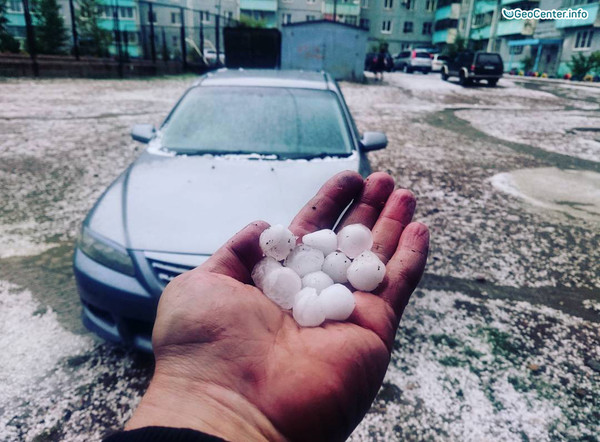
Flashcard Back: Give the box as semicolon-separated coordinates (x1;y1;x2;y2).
346;250;385;292
319;284;355;321
292;287;326;327
321;251;351;283
251;257;282;291
284;245;325;277
259;224;296;261
262;267;301;309
301;271;334;293
302;229;338;256
337;224;373;259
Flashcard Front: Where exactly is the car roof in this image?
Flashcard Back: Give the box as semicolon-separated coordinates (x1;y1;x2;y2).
195;69;333;90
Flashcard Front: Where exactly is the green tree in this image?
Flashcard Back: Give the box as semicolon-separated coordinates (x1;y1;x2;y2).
443;34;466;59
237;14;267;28
33;0;67;54
568;51;600;80
77;0;111;57
0;0;20;52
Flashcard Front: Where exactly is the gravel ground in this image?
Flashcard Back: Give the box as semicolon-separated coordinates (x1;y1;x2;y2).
0;73;598;441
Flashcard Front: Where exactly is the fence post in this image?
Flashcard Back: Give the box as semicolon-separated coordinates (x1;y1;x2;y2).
199;12;204;57
113;0;124;78
180;7;187;71
149;2;156;64
68;0;79;60
21;0;39;77
215;14;220;65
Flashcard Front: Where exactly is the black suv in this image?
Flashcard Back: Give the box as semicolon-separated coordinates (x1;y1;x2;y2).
441;51;503;86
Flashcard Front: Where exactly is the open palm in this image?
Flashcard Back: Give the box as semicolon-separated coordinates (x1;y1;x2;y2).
128;171;429;442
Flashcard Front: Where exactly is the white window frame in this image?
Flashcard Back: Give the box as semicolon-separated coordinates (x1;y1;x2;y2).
574;30;593;49
282;13;292;25
381;19;392;34
384;0;393;9
361;0;369;8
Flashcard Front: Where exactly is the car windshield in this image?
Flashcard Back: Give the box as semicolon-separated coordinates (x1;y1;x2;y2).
415;52;430;58
160;86;353;159
477;53;502;64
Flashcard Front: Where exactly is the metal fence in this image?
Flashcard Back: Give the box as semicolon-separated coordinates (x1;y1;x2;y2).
10;0;241;77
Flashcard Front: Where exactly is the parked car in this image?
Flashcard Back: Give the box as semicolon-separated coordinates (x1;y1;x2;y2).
393;49;432;74
364;52;393;72
73;69;388;352
441;51;503;86
431;54;449;72
203;48;225;66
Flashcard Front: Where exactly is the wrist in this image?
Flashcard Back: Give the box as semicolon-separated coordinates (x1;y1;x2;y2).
126;373;287;442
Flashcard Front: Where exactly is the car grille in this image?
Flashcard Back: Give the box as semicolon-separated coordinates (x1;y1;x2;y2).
147;258;194;285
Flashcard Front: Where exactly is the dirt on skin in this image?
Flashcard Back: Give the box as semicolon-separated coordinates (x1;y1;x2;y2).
0;74;598;441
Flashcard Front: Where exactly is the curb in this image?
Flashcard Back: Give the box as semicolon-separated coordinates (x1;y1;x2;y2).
507;74;600;89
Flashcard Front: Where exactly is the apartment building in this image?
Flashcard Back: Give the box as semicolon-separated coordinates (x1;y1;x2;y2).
359;0;436;54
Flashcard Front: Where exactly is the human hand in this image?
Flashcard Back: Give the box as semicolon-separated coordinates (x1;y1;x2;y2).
126;171;429;441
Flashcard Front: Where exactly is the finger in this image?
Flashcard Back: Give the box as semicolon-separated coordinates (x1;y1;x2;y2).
370;189;416;264
200;221;270;283
336;172;395;231
376;222;429;315
347;292;398;352
288;170;363;238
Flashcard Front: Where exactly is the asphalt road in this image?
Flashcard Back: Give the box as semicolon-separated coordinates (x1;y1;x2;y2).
0;73;598;441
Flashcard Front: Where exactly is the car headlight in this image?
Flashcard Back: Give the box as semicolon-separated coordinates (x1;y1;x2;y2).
78;227;136;276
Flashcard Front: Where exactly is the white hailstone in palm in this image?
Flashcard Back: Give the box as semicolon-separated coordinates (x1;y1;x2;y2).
321;251;352;283
292;287;326;327
251;257;282;290
337;223;373;259
284;245;325;278
262;267;302;310
346;250;386;292
259;224;296;261
302;229;338;256
319;284;355;321
301;271;334;293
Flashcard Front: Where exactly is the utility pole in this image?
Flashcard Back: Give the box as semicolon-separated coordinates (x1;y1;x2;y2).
333;0;337;22
68;0;79;60
215;14;220;65
21;0;39;76
464;0;475;49
180;7;187;70
487;0;500;52
113;0;124;77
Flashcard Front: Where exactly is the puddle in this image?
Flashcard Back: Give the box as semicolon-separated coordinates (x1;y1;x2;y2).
491;167;600;223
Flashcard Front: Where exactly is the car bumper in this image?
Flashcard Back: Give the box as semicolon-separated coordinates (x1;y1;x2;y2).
73;248;158;352
467;73;503;80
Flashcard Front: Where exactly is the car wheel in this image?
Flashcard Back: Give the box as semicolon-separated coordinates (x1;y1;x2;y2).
423;70;428;75
488;78;498;87
441;69;448;81
402;65;408;73
459;71;470;86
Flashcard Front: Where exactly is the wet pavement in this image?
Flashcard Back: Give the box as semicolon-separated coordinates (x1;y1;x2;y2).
0;73;598;441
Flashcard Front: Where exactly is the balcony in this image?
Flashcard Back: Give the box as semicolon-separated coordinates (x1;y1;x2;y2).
470;24;491;40
240;0;277;12
474;0;496;15
322;0;360;16
433;28;457;44
496;18;535;36
555;2;598;29
435;3;460;21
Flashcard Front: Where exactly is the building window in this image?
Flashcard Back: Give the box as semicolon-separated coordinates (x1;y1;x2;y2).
381;20;392;33
575;30;593;49
127;32;138;44
200;11;211;23
403;21;413;33
307;0;316;3
360;18;370;29
8;0;23;12
120;7;134;19
401;42;410;50
473;13;485;27
509;45;523;54
384;0;393;9
172;35;178;46
171;12;181;24
346;16;357;26
282;13;292;25
148;11;157;23
405;0;414;10
306;14;316;21
422;22;432;35
361;0;369;7
425;0;435;12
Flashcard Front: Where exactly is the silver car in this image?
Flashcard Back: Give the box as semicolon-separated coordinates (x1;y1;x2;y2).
73;69;387;351
393;49;432;74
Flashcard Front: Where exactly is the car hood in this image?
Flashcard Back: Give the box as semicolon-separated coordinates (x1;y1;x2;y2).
123;151;359;255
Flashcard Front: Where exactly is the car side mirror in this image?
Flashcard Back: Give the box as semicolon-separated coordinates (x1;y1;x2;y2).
360;131;387;152
131;124;155;143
